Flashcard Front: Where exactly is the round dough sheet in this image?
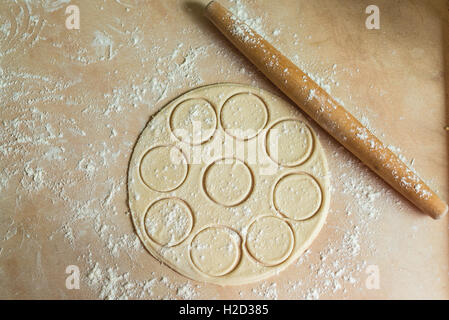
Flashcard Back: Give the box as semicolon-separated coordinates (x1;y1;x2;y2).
128;83;330;285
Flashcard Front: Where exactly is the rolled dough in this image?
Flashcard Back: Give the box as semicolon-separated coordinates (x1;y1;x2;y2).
128;83;330;285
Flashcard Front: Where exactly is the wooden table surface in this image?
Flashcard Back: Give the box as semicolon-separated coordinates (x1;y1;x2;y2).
0;0;448;299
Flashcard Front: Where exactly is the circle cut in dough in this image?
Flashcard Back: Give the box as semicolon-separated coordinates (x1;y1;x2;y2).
144;198;193;247
190;226;241;277
139;145;188;192
266;119;313;167
169;98;217;145
128;83;330;285
273;173;323;221
245;216;294;266
220;92;268;140
203;158;253;207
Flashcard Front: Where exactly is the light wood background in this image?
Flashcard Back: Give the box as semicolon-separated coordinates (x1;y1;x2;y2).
0;0;447;299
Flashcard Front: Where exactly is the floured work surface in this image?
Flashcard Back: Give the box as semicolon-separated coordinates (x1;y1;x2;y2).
128;83;330;285
0;0;448;299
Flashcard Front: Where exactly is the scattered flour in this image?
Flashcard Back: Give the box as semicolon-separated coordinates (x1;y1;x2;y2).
0;0;430;300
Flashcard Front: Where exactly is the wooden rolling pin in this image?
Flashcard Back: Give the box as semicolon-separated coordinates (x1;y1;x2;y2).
205;1;448;219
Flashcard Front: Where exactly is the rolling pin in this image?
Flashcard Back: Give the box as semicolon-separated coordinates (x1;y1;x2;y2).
204;1;448;219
